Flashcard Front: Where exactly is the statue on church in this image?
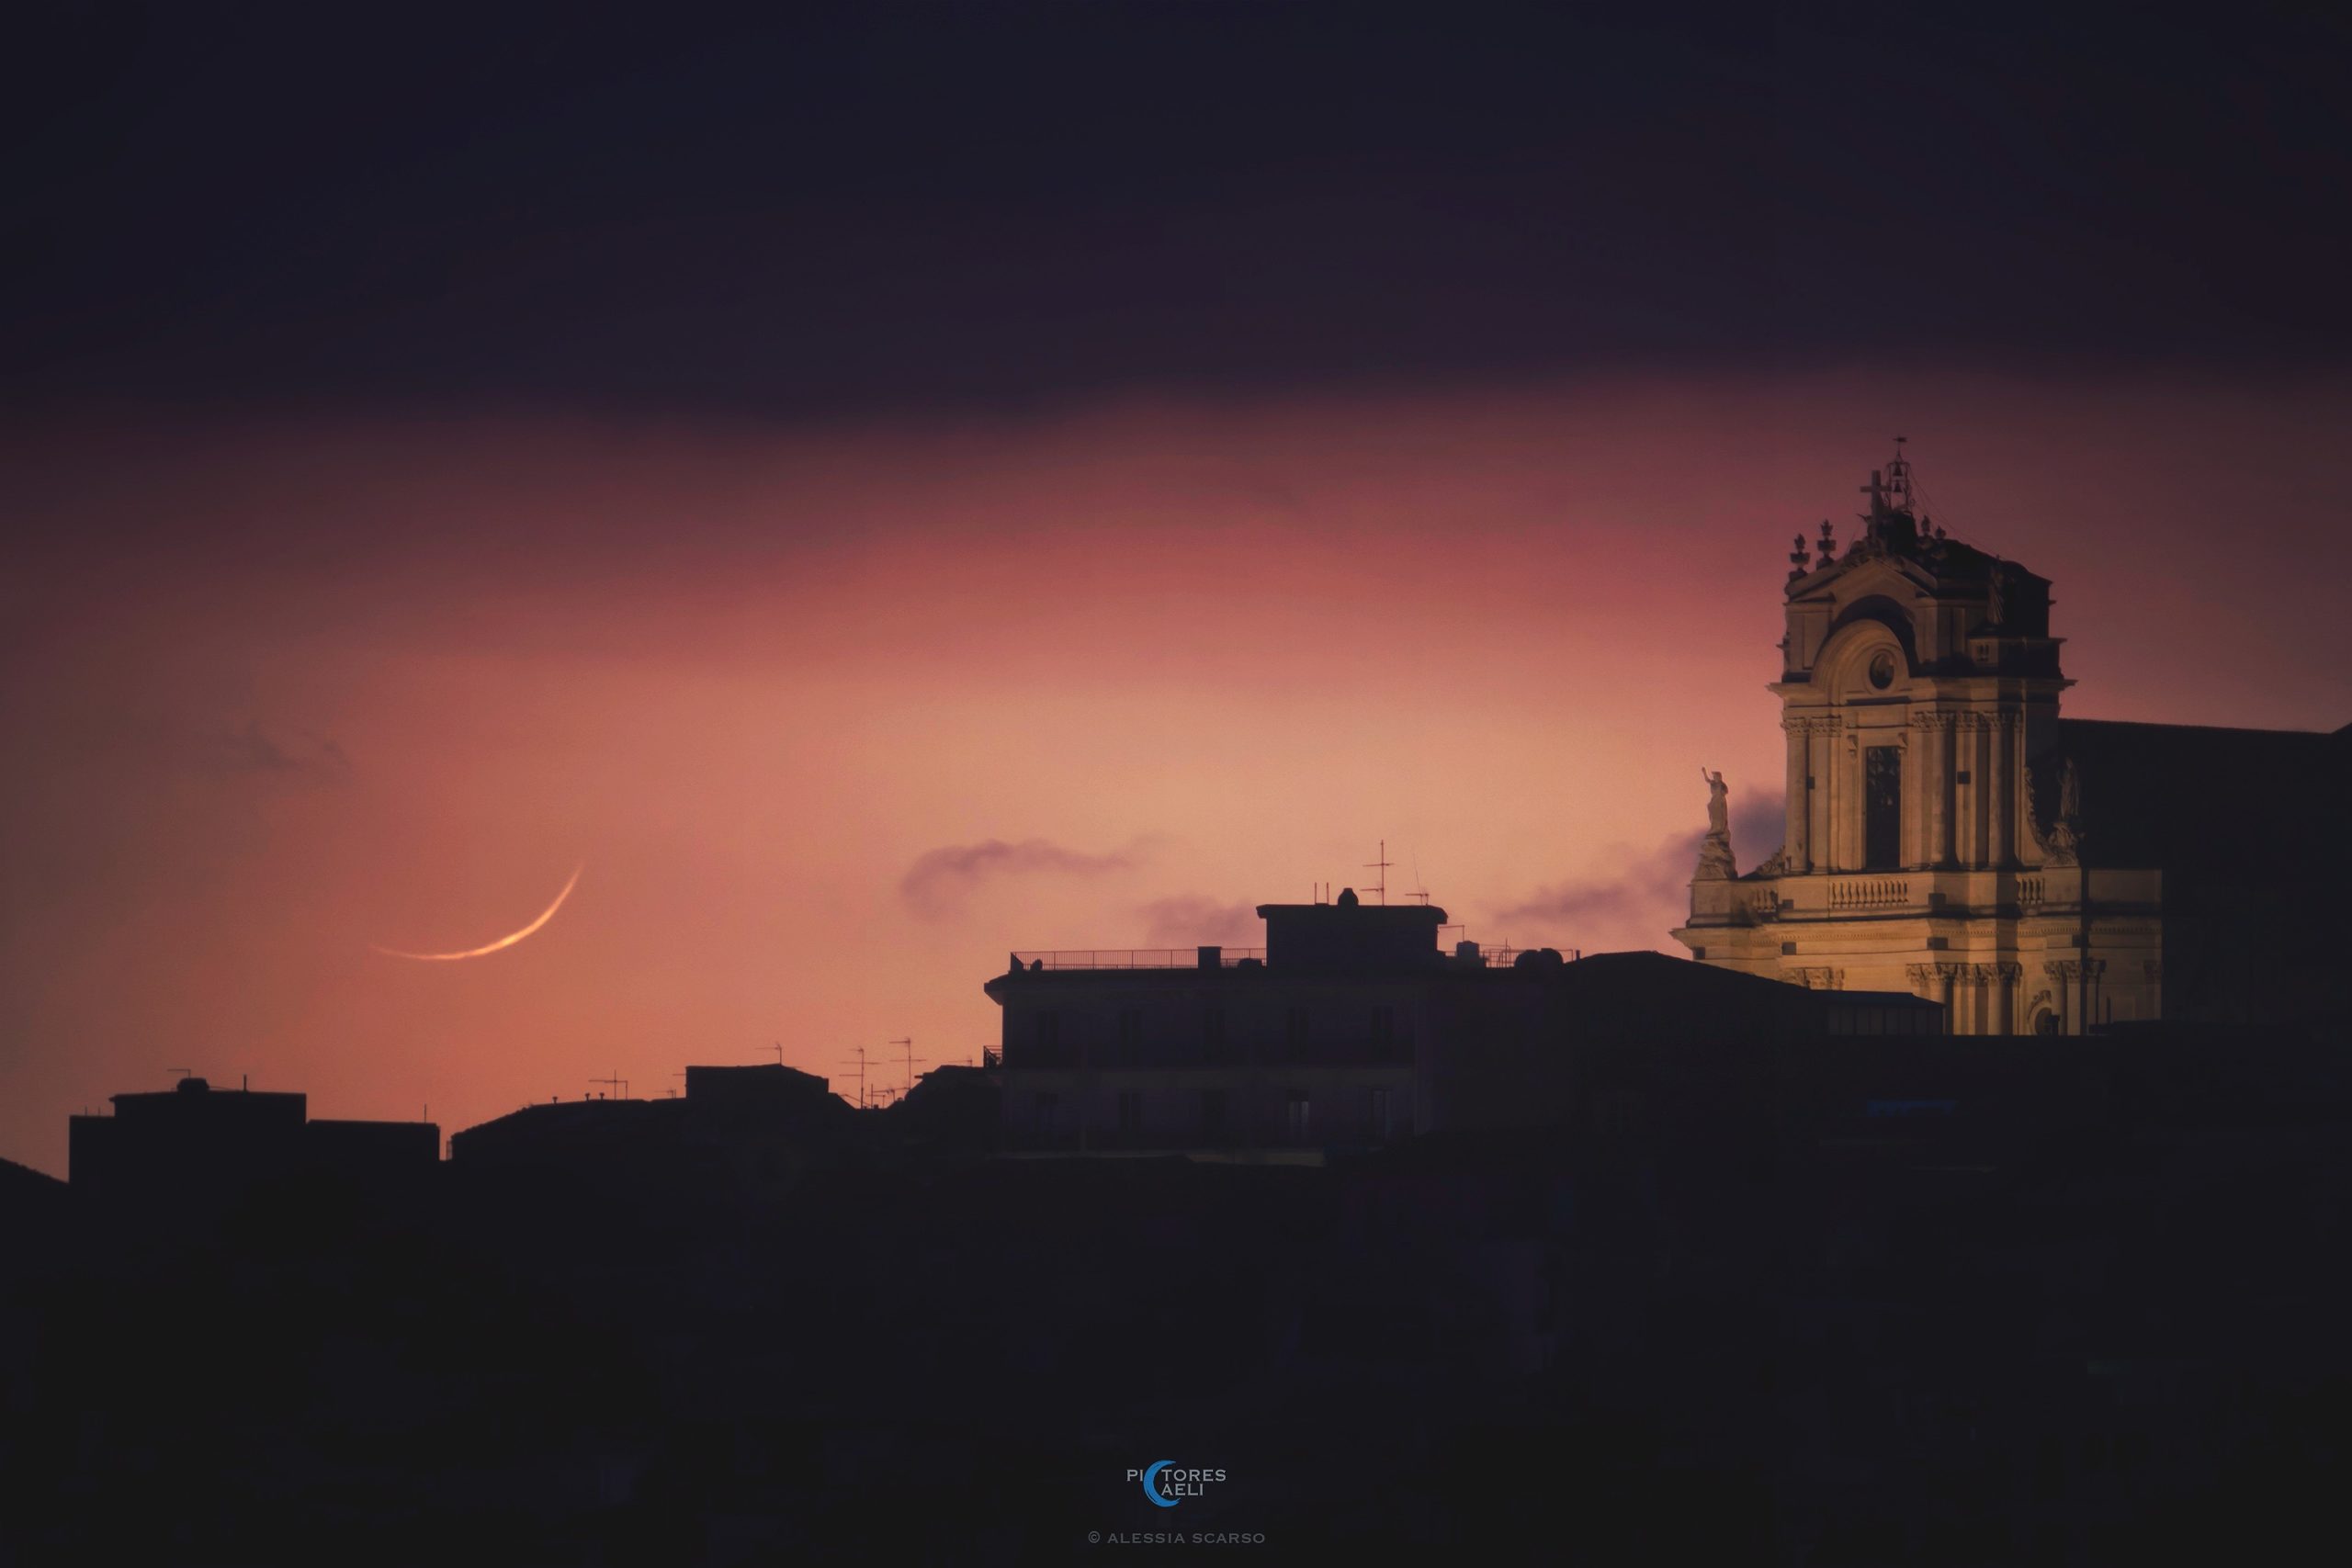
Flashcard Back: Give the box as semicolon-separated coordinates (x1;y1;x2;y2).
1694;767;1737;880
1702;767;1730;836
2046;757;2086;863
2026;755;2085;866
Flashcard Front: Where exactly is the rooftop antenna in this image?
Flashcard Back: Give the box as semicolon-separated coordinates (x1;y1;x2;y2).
589;1072;628;1100
767;1042;785;1066
1409;851;1431;906
166;1066;192;1081
840;1044;871;1109
888;1036;927;1100
1364;840;1393;906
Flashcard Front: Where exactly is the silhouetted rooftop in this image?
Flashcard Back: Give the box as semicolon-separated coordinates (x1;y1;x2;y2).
2054;717;2351;877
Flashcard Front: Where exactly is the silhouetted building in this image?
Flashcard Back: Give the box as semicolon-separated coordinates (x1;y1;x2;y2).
682;1062;833;1113
989;889;1941;1159
1675;445;2351;1032
447;1093;684;1170
67;1076;438;1203
449;1062;857;1192
888;1063;1001;1155
0;1155;65;1235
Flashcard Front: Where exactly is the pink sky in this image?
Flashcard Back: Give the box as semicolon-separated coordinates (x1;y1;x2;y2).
5;368;2346;1174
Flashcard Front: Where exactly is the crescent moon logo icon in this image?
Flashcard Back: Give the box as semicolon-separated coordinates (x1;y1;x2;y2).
1141;1460;1178;1507
372;864;584;962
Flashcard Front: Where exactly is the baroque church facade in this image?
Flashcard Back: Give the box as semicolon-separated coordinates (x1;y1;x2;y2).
1673;446;2348;1035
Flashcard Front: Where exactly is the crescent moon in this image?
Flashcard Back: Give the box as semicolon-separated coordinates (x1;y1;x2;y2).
372;864;583;962
1141;1460;1177;1507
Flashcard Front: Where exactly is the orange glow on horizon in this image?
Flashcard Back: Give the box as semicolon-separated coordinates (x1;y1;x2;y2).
3;370;2347;1176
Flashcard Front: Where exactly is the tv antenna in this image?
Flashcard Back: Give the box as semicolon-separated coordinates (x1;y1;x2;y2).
1409;852;1431;906
1363;840;1393;906
840;1044;871;1108
589;1072;628;1100
766;1042;785;1066
888;1036;927;1100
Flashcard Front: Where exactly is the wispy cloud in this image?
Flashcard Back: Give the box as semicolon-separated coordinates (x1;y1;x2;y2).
899;837;1140;919
199;723;352;784
1135;895;1260;946
1499;793;1782;950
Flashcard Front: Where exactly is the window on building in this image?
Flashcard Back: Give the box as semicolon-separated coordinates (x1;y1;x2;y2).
1864;745;1903;870
1285;1091;1311;1143
1368;1086;1392;1139
1370;1004;1396;1058
1117;1089;1142;1137
1200;1088;1228;1142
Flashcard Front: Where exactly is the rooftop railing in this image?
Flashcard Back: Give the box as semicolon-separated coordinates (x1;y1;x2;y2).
1006;944;1579;973
1010;948;1268;971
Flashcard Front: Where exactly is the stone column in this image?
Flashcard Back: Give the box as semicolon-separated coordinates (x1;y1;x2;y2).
1902;712;1925;870
1994;962;2020;1035
1928;714;1955;868
1962;715;1989;868
1907;963;1959;1033
1812;720;1832;871
1815;722;1834;873
2044;960;2077;1035
1832;726;1856;873
1985;709;2013;870
1949;716;1971;867
1782;716;1811;874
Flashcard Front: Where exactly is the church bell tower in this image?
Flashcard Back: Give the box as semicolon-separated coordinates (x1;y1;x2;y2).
1672;443;2162;1034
